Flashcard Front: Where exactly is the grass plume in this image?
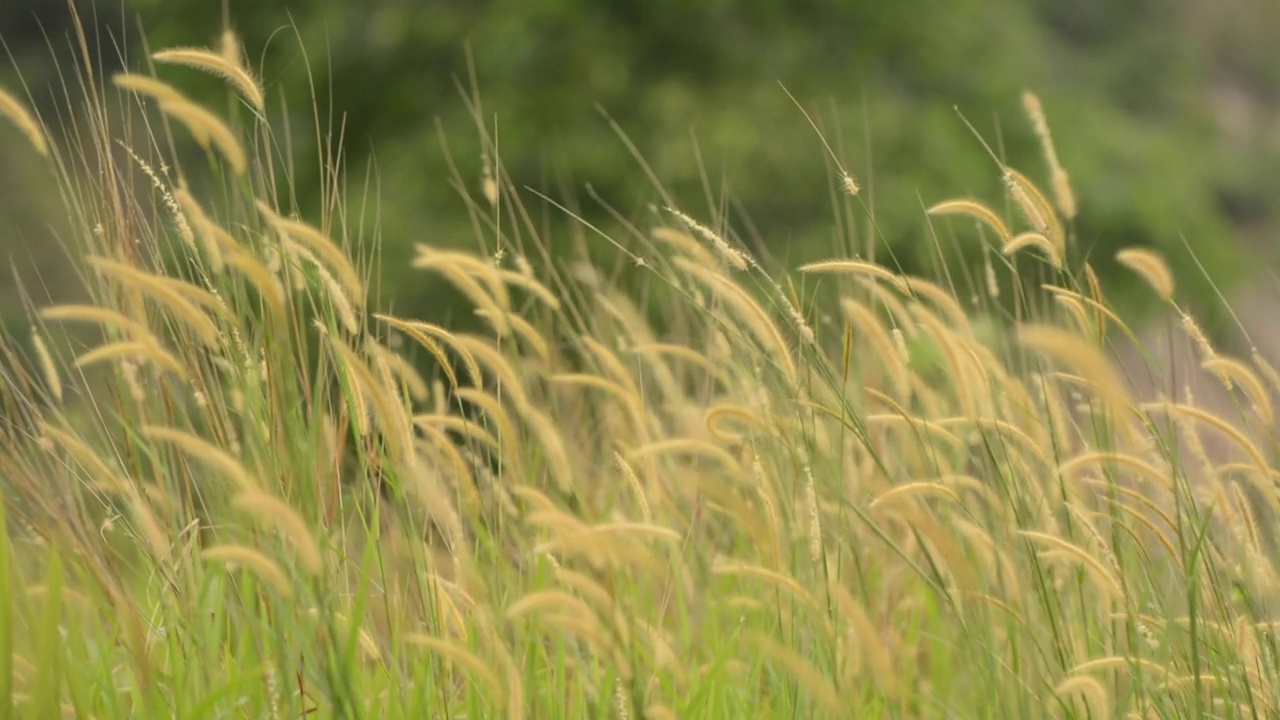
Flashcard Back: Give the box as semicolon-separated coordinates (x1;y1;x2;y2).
1;12;1279;719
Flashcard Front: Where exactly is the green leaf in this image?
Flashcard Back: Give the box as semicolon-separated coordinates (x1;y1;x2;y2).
30;551;64;719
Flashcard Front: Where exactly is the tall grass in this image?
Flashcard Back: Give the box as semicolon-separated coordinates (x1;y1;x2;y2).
3;11;1280;719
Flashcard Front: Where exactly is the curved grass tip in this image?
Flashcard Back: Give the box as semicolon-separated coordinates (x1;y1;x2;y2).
798;259;907;292
1002;231;1062;269
152;46;265;111
0;86;48;157
926;198;1012;243
201;544;293;598
1115;247;1174;301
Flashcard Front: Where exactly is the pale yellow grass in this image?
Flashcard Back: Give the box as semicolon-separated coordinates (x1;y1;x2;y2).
152;47;265;111
0;85;47;156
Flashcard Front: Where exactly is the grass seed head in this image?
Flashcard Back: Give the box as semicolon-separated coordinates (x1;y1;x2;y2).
202;544;293;597
1116;247;1175;301
927;198;1012;243
0;85;48;156
152;46;265;111
233;490;323;575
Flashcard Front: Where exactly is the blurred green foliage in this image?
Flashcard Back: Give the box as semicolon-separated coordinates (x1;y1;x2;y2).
5;0;1280;337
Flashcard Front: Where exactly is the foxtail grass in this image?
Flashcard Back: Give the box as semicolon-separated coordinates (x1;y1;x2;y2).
3;9;1280;720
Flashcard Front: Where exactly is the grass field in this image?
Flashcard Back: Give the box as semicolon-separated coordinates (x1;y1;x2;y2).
3;15;1280;720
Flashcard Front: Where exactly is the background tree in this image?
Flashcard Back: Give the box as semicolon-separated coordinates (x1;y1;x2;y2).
4;0;1279;338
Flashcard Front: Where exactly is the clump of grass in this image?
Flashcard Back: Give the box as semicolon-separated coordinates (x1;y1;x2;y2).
3;9;1280;720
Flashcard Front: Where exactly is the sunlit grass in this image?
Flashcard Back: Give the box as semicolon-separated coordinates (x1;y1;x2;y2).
2;10;1280;720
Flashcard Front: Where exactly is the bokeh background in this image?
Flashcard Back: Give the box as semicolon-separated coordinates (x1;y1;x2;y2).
3;0;1280;344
